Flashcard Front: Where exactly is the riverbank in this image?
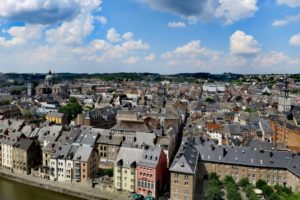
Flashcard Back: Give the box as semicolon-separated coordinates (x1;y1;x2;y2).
0;169;129;200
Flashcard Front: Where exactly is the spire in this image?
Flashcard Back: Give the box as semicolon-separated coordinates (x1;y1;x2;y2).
49;70;52;75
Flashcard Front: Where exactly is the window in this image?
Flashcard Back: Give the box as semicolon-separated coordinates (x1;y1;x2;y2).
184;175;189;180
174;173;179;178
185;181;189;186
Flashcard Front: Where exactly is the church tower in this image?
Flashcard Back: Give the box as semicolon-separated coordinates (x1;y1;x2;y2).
278;75;291;112
45;70;53;86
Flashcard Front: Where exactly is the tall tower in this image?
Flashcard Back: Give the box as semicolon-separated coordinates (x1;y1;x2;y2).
278;75;291;112
27;82;34;96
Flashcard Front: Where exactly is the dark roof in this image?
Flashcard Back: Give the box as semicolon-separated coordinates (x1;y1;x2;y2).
183;136;300;178
13;138;34;150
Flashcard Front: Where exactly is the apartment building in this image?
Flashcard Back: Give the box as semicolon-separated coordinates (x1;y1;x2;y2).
12;138;40;175
46;112;67;125
73;146;99;182
114;147;144;192
136;146;168;198
169;140;199;200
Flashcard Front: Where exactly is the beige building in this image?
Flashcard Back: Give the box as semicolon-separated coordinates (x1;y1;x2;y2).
12;138;40;175
73;146;99;182
114;147;144;192
169;139;199;200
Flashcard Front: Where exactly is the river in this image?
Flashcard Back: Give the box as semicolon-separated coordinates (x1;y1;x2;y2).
0;176;84;200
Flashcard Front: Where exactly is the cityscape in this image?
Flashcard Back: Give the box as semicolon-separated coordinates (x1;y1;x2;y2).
0;1;300;200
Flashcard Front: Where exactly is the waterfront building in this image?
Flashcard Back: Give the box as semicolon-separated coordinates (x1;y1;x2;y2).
73;146;99;182
114;147;144;192
136;146;168;198
12;138;40;175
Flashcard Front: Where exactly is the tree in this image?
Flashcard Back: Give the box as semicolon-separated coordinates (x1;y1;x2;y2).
262;185;273;198
256;179;267;189
58;97;82;120
207;185;223;200
238;177;250;189
269;193;280;200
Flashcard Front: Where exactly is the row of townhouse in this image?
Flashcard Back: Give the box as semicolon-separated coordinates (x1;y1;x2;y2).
170;136;300;200
48;144;99;182
113;146;168;198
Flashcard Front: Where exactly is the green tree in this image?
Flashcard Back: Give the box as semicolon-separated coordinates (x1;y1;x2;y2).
207;185;223;200
256;179;267;189
262;185;273;198
238;177;250;189
269;193;280;200
58;97;82;120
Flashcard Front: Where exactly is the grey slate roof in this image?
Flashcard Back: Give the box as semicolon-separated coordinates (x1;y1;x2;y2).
14;138;34;150
73;146;93;162
182;136;300;178
114;147;144;168
137;146;162;168
169;138;199;175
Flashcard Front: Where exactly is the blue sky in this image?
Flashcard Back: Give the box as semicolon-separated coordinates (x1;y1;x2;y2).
0;0;300;74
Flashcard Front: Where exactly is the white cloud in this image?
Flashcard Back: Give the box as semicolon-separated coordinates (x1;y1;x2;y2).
122;32;134;40
45;0;101;45
289;34;300;46
144;53;156;61
168;21;186;28
230;30;260;55
125;56;140;64
254;51;300;67
215;0;258;24
106;28;121;42
277;0;300;7
0;25;43;47
272;13;300;27
95;16;107;25
46;15;94;45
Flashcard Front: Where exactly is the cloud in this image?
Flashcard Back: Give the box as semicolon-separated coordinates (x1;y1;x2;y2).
122;32;134;40
0;25;43;47
106;28;121;42
168;21;186;28
272;13;300;27
215;0;258;24
95;16;107;25
230;30;260;55
161;40;221;71
45;0;101;45
144;53;156;61
140;0;258;24
277;0;300;7
0;0;87;24
289;34;300;46
125;56;140;64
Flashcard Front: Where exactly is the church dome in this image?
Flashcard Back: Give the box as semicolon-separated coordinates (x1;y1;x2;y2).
45;70;53;80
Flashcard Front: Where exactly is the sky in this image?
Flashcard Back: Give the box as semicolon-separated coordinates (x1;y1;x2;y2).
0;0;300;74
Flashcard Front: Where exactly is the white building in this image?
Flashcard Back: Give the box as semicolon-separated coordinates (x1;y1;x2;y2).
207;131;222;145
203;83;226;93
